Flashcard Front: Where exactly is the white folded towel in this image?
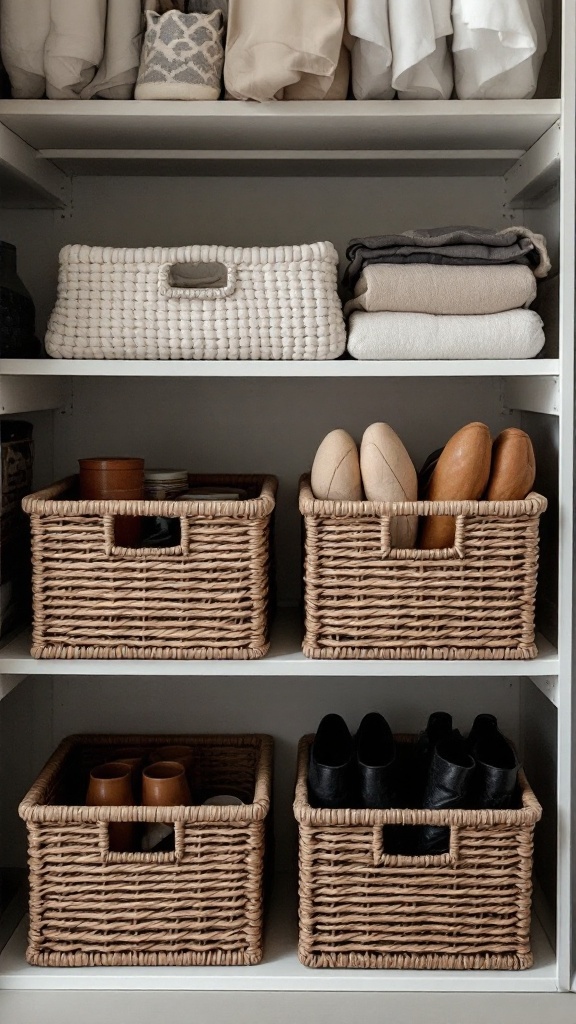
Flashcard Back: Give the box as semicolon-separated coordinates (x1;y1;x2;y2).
347;0;453;100
452;0;551;99
44;0;107;98
81;0;142;100
347;0;394;100
391;0;453;100
0;0;50;97
347;309;545;360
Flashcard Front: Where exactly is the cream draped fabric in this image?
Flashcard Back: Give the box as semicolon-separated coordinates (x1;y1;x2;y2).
0;0;50;98
224;0;345;101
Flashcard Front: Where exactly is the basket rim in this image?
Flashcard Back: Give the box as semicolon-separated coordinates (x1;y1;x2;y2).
293;734;542;826
23;473;277;518
58;241;339;265
19;733;273;824
298;474;547;518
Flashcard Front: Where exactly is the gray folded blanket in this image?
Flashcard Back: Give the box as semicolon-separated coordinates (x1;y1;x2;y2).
344;225;551;290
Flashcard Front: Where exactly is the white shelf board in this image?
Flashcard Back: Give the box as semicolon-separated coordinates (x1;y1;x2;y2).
0;613;559;681
0;100;560;153
0;876;557;993
0;120;68;209
0;358;561;379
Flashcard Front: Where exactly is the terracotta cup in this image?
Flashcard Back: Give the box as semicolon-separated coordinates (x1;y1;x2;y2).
149;745;195;783
79;457;144;547
112;747;148;799
142;761;191;807
85;761;135;853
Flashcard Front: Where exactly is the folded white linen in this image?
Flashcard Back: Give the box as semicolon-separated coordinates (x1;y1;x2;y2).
347;0;453;100
344;264;538;317
81;0;142;99
347;309;545;360
452;0;551;99
390;0;453;100
347;0;394;100
0;0;50;97
44;0;106;98
224;0;345;102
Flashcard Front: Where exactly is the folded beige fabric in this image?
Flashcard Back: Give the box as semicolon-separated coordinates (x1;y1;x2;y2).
224;0;345;102
345;264;538;317
82;0;142;99
0;0;50;97
282;42;349;100
45;0;106;98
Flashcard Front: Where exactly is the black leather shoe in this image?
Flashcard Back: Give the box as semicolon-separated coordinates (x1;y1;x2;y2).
466;713;498;758
308;714;355;809
356;712;396;809
472;733;520;810
420;729;475;854
412;711;453;805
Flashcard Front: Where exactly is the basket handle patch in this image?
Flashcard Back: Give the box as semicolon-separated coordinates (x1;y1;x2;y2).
372;824;461;867
98;821;186;864
103;514;191;557
158;260;237;299
380;514;467;561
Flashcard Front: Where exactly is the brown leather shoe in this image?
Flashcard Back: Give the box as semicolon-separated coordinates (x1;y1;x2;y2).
420;422;492;549
484;427;536;501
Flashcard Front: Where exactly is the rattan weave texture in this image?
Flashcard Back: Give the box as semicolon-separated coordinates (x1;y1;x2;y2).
294;735;541;970
299;475;547;660
20;733;273;967
23;474;276;660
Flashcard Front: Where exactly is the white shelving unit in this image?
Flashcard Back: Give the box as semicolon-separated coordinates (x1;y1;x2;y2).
0;4;574;1022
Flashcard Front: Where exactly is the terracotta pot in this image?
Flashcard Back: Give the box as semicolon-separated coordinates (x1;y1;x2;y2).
79;457;144;547
142;761;191;807
85;761;135;853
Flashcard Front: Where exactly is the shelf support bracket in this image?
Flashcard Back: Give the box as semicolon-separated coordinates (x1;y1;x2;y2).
504;121;561;209
0;121;70;209
528;675;559;707
501;376;559;416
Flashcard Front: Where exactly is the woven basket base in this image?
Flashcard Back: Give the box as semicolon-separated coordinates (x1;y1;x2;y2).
298;950;533;971
302;644;538;661
26;949;263;968
32;642;270;660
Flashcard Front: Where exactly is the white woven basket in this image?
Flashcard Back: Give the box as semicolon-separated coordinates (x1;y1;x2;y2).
45;242;346;360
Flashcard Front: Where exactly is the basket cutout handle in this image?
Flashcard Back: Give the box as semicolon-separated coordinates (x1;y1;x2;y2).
372;824;461;867
103;514;191;557
98;821;186;864
380;514;467;561
158;260;237;299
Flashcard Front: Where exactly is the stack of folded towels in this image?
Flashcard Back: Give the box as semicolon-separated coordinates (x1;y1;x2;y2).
343;225;551;360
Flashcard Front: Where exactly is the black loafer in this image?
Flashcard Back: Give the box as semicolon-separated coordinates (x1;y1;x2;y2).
420;729;475;854
308;714;355;809
356;712;396;809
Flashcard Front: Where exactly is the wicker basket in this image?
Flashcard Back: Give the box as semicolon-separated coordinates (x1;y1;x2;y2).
20;732;273;967
23;474;276;660
294;734;542;970
45;242;346;360
299;475;547;660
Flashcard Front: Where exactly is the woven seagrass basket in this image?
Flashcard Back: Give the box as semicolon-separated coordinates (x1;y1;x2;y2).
294;734;542;970
23;473;276;660
299;475;547;660
20;733;273;967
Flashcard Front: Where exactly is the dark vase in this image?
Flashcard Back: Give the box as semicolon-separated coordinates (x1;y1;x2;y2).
0;242;40;358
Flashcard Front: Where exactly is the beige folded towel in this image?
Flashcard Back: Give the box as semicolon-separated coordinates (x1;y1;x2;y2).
82;0;142;99
345;264;538;317
45;0;107;98
224;0;345;102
